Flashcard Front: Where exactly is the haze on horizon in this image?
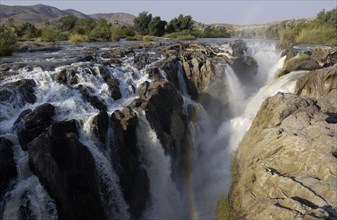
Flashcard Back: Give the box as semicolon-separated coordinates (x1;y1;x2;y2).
1;0;336;25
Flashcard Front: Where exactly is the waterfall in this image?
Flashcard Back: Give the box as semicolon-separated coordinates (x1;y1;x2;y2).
1;134;58;220
136;111;185;219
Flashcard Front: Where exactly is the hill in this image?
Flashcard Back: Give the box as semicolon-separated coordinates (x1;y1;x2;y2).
0;4;135;26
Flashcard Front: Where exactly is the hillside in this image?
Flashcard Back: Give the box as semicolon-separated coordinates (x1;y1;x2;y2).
0;4;135;26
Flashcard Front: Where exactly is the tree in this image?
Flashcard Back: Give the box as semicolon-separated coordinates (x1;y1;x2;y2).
16;22;41;40
58;16;78;32
133;11;152;35
89;19;111;40
148;16;167;36
0;25;17;56
167;14;193;33
74;18;95;35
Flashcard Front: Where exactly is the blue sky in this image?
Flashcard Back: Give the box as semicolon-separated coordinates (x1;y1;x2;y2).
2;0;337;24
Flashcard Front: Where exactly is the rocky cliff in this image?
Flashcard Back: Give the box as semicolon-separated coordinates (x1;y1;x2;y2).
230;64;337;219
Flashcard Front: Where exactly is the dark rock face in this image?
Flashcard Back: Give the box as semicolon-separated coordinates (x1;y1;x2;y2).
28;120;104;220
231;56;258;82
230;39;248;57
111;107;149;219
98;66;122;100
0;138;17;199
56;69;78;85
13;103;55;150
77;85;107;111
91;111;109;143
0;79;36;105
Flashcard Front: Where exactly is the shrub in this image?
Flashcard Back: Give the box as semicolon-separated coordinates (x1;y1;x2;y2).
142;35;155;41
0;25;18;56
41;28;68;42
296;24;337;45
279;29;296;46
69;34;88;44
176;34;196;41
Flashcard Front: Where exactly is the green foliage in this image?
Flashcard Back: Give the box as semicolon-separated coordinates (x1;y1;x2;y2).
111;25;135;41
89;19;111;41
167;14;193;33
176;34;196;41
41;28;68;42
201;26;231;38
0;25;18;56
16;22;41;40
69;34;88;44
133;11;152;35
279;29;296;46
58;16;78;32
74;18;96;35
216;196;231;220
296;24;337;45
142;35;155;41
148;16;167;36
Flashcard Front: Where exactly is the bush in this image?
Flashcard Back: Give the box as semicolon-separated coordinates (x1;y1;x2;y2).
0;25;18;56
279;29;296;46
41;28;68;42
142;35;155;41
296;24;337;45
69;34;88;44
176;34;196;41
216;196;231;220
164;31;197;40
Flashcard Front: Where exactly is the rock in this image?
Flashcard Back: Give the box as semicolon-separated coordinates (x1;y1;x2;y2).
0;137;17;199
277;54;321;77
77;85;107;111
91;111;109;143
157;55;180;88
28;121;105;220
56;69;78;85
295;64;337;99
230;39;247;57
231;93;337;220
231;56;258;82
183;57;214;100
98;66;122;100
111;107;149;219
13;103;55;150
310;47;337;67
135;80;189;182
0;79;36;105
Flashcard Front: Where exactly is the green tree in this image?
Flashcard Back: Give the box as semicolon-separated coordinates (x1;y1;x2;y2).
148;16;167;36
58;16;78;32
74;18;96;35
133;11;152;35
167;14;193;33
0;25;17;56
16;22;41;40
89;19;111;40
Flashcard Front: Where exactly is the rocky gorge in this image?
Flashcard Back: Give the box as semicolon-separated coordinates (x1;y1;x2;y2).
0;39;336;220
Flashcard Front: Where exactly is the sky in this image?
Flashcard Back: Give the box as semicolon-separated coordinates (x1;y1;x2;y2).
2;0;337;25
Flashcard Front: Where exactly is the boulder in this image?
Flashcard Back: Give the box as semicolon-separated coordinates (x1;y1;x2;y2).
56;69;78;85
13;103;55;150
231;56;258;82
110;107;149;219
0;79;36;105
230;39;247;57
91;111;109;143
77;85;107;111
295;64;337;99
28;120;105;220
231;92;337;220
98;66;122;100
310;47;337;67
0;137;17;199
276;54;321;77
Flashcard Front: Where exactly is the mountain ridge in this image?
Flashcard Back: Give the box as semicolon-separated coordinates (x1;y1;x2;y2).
0;4;135;26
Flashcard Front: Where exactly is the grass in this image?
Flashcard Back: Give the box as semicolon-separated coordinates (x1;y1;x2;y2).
296;24;337;46
69;34;88;44
215;150;240;220
142;35;155;41
164;31;197;40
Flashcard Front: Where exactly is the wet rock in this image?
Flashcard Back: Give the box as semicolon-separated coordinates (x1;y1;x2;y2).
295;64;337;99
91;111;109;143
231;93;337;219
157;55;180;88
28;121;104;220
230;39;247;57
98;66;122;100
277;54;321;77
111;107;149;219
231;56;258;82
56;69;78;85
0;137;17;199
77;85;107;111
0;79;36;105
13;103;55;150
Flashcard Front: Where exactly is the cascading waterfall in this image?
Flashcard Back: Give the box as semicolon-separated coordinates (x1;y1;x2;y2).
136;111;185;219
0;134;58;220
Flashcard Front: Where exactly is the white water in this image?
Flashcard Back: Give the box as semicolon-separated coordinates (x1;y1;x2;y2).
0;40;311;220
0;134;58;220
136;112;185;219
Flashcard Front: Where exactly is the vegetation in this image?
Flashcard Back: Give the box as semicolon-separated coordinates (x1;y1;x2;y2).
216;196;231;220
0;25;18;56
265;7;337;46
